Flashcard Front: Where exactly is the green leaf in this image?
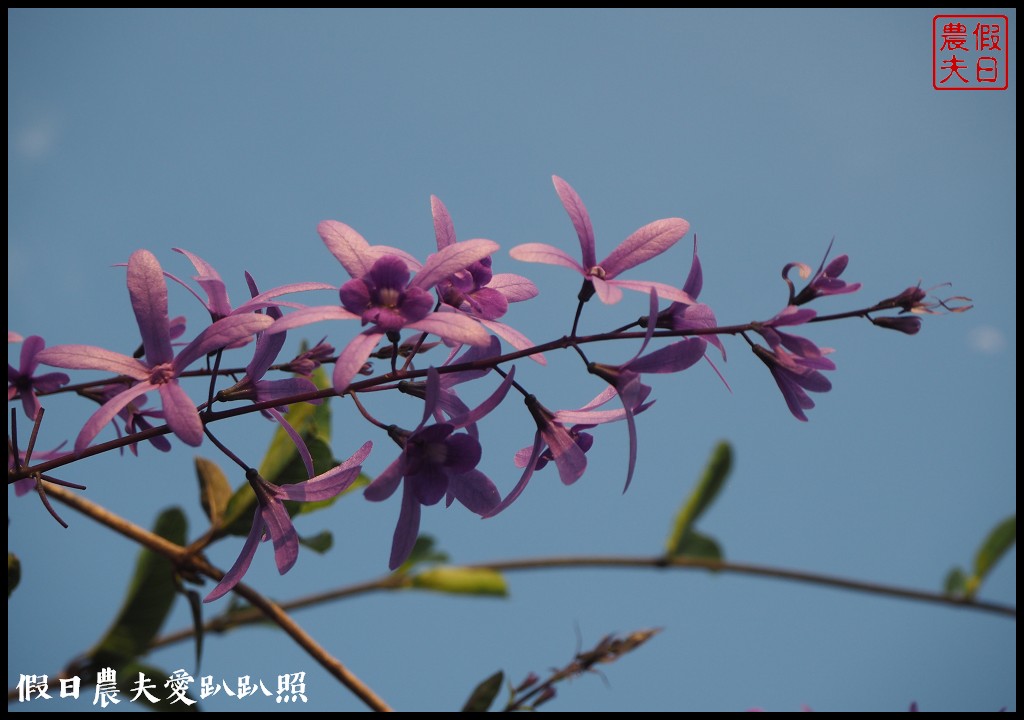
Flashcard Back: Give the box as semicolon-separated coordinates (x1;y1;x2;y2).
91;508;187;667
411;567;508;597
674;531;724;561
944;566;968;597
299;530;333;554
8;552;21;598
117;661;199;712
968;515;1016;598
666;441;732;558
195;457;232;527
461;670;504;712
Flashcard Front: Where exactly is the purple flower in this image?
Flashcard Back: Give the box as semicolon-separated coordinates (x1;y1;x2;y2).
509;176;693;305
430;196;542;360
750;306;835;421
268;220;499;392
783;240;861;306
37;250;274;451
8;336;70;420
364;366;514;570
204;441;372;602
587;291;707;491
167;248;333;321
752;344;833;422
652;238;727;361
753;306;835;372
485;394;589;518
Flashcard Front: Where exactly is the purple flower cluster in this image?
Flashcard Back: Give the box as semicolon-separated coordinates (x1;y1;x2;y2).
11;175;955;599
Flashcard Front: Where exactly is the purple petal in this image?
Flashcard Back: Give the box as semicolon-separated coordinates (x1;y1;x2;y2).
266;305;360;335
407;311;490;347
265;407;316;479
682;239;703;298
449;469;500;515
600;218;689;278
622;402;639;493
607;279;694;304
485;431;543;517
488;273;539;303
127;250;174;365
19;392;41;422
158;381;203;446
19;335;45;374
337;439;374;471
431;195;457;249
333;331;382;392
246;317;287;381
203;514;264;602
172;248;232;318
591;277;622;304
509;243;585;274
30;371;72;393
542;422;587;485
450;365;515;429
232;282;337;315
411;239;500;291
444;433;483;474
477;319;546;365
552;176;596;269
318;220;377;278
769;305;817;327
36;345;149;379
389;486;422;570
260;495;299;575
75;382;156;452
278;459;364;502
318;220;422;278
365;454;408;502
629;338;708;374
463;287;508;320
173;313;275;371
555;407;630;425
421;367;443;427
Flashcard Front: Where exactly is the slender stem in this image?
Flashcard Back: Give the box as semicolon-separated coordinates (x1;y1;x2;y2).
145;553;1015;654
203;427;250;473
349;391;391;430
35;484;395;712
569;297;587;338
8;302;942;483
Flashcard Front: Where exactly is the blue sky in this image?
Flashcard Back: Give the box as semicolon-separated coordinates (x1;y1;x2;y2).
8;8;1015;712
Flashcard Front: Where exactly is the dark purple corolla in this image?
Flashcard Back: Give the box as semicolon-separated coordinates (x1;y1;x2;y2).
430;196;542;360
268;220;498;392
365;367;514;570
8;336;70;420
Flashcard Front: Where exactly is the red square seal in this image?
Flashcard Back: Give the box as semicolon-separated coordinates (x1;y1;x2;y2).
934;15;1009;90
